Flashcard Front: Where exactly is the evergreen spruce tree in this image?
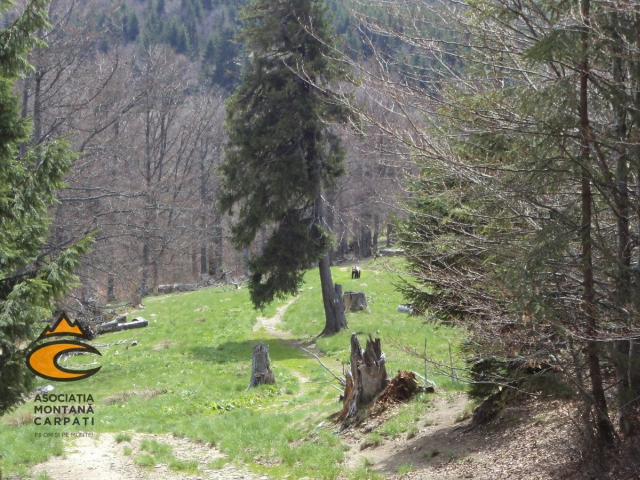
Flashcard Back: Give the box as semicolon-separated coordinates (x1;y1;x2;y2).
0;0;93;415
127;12;140;42
202;28;240;91
219;0;352;334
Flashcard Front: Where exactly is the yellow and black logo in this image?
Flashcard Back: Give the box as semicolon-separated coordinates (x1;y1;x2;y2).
26;313;101;382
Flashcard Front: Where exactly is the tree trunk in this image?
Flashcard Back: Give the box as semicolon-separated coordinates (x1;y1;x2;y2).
201;245;207;276
152;258;159;294
141;233;149;297
338;334;388;425
317;194;347;335
319;256;347;335
249;342;275;387
242;248;249;276
360;219;372;258
19;72;29;158
107;275;115;302
141;103;152;298
191;246;198;280
631;8;640;405
209;219;223;275
579;0;614;445
373;214;379;255
338;228;347;260
630;341;640;402
33;68;42;166
386;223;394;247
611;9;633;436
326;189;336;265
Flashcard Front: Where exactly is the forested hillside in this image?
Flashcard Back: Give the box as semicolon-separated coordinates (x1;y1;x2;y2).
2;0;407;313
103;0;369;91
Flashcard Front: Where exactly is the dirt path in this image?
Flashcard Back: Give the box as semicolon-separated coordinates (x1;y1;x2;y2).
252;297;298;338
30;432;261;480
342;393;586;480
252;296;321;389
344;393;469;477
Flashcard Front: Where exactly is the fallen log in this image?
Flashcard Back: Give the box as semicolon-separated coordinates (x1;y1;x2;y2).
249;341;275;388
96;317;147;334
379;248;404;257
96;319;119;334
157;284;175;294
118;318;148;331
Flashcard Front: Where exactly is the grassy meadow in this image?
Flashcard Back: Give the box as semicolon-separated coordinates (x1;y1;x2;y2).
0;259;462;479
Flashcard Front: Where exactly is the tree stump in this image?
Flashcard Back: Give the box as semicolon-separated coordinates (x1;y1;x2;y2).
343;291;368;312
249;341;275;388
338;334;388;424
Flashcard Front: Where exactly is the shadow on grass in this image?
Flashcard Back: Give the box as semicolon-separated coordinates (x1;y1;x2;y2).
188;338;308;364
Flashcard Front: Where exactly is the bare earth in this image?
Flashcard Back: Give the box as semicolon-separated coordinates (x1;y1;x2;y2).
30;432;260;480
344;395;588;480
252;297;298;338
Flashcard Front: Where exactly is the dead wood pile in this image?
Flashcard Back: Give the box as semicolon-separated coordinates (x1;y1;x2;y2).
376;371;420;404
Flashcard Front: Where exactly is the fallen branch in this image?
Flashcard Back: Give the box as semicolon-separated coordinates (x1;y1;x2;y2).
410;371;437;390
309;381;344;393
299;346;346;386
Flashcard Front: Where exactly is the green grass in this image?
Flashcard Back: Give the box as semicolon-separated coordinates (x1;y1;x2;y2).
0;260;464;479
397;462;416;475
351;466;385;480
133;440;199;473
115;432;132;443
133;454;156;468
140;439;172;456
207;458;227;469
378;394;431;438
281;257;464;390
0;426;64;477
364;431;382;447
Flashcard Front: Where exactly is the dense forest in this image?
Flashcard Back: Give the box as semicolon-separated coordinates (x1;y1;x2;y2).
0;0;405;309
1;0;640;477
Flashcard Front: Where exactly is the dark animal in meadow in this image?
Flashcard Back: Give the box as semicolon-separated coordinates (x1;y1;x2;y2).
351;267;361;279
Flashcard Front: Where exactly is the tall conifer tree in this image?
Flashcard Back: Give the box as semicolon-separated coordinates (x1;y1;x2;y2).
219;0;351;334
0;0;93;415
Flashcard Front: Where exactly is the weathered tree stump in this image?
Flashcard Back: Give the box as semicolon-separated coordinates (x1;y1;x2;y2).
338;334;388;424
249;341;275;388
343;291;368;312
